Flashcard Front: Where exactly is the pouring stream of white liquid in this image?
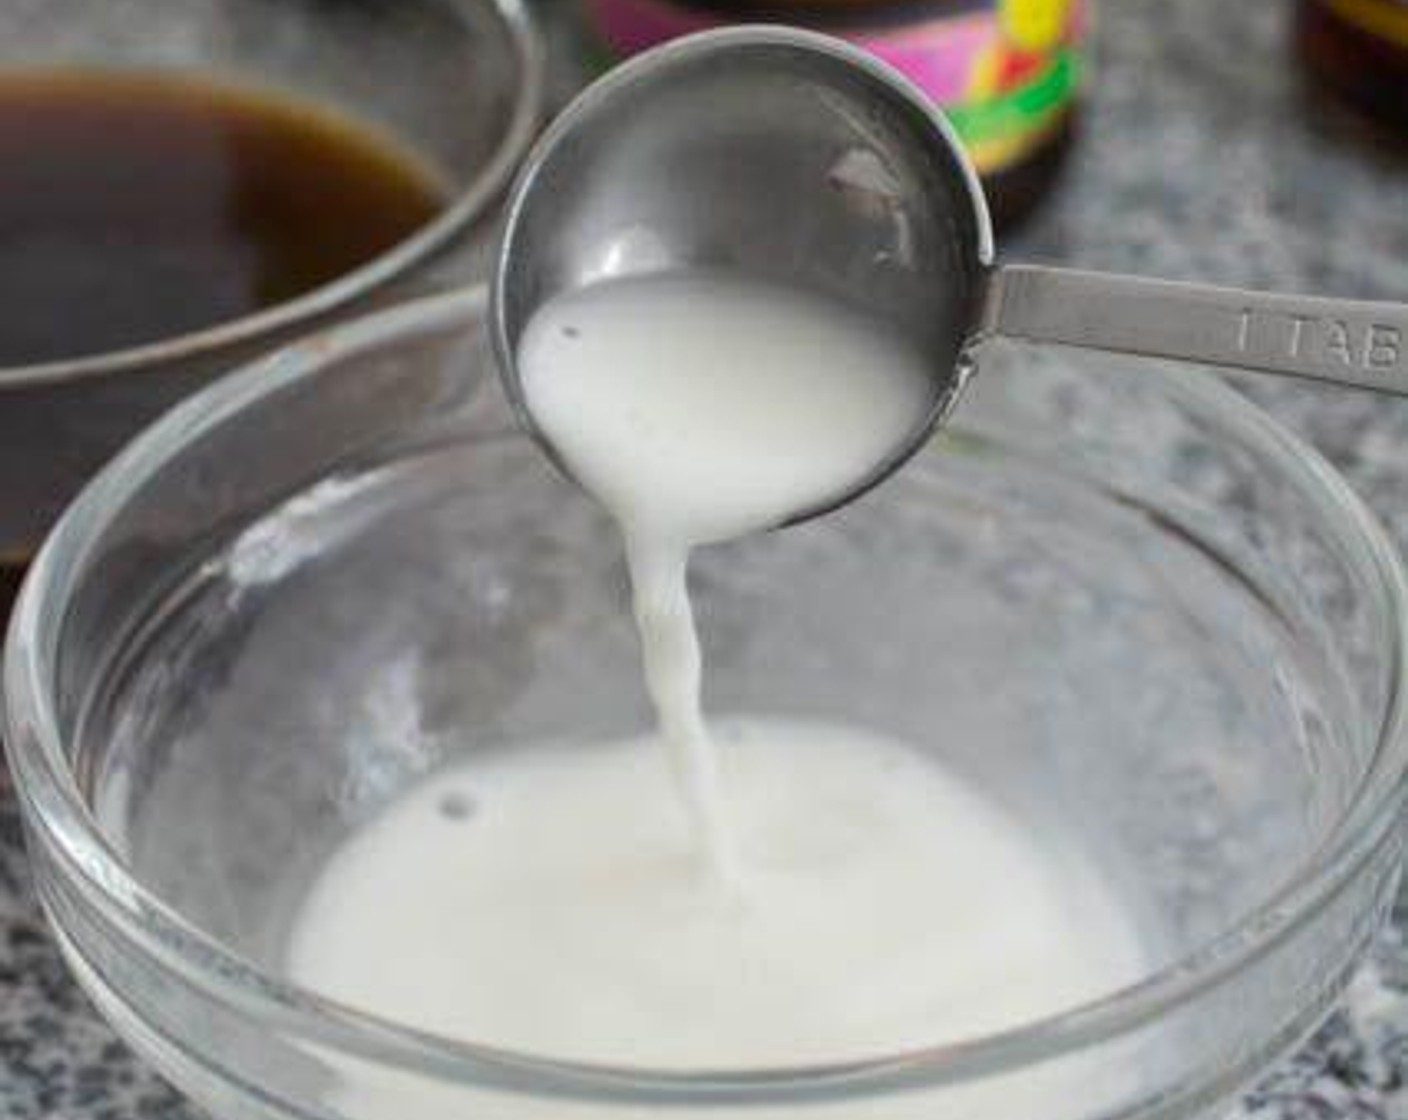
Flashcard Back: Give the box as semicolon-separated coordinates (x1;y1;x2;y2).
516;272;934;879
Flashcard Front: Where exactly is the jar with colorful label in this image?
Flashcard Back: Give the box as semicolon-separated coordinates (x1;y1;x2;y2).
584;0;1088;228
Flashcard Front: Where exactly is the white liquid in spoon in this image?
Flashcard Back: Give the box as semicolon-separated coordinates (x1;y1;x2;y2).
516;273;933;878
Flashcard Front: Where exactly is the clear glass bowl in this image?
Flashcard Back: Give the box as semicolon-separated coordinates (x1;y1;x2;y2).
5;288;1408;1120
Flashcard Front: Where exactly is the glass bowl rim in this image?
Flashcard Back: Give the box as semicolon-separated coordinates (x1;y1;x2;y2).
0;0;544;390
5;286;1408;1105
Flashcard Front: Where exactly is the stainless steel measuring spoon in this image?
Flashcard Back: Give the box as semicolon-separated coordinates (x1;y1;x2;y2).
492;26;1408;522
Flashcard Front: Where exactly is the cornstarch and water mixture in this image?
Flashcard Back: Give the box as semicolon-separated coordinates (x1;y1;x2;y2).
287;271;1147;1068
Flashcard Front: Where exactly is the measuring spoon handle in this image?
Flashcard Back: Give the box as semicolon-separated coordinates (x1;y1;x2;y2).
985;264;1408;394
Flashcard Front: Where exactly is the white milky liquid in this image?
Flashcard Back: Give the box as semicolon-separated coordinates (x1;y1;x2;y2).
288;718;1145;1068
285;272;1146;1097
516;273;934;879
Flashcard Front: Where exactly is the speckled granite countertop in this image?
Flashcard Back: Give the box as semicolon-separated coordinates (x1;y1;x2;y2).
2;0;1406;1116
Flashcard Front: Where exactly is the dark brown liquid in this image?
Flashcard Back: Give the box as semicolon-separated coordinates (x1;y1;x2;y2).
0;558;21;629
0;70;446;366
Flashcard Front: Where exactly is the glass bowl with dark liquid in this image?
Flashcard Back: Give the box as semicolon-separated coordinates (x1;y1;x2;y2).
0;0;543;610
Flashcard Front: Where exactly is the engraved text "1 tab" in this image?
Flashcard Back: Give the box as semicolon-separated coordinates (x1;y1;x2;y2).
1236;309;1402;372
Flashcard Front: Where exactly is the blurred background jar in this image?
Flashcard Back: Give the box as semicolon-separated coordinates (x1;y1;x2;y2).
584;0;1088;230
1298;0;1408;132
